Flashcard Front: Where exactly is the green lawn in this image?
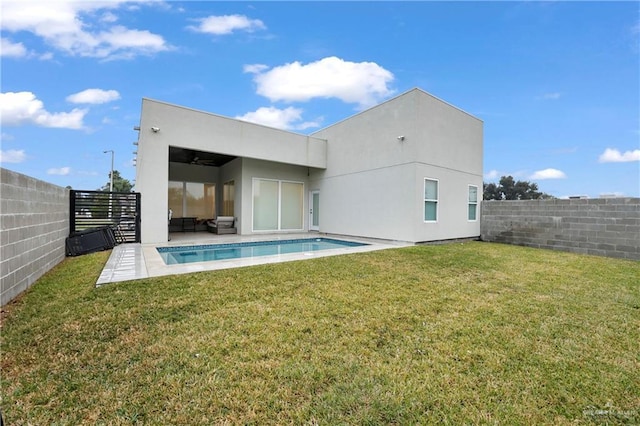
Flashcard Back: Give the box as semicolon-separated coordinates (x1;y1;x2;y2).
1;242;638;425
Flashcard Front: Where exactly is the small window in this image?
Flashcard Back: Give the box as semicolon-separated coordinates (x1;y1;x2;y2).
468;185;478;221
424;179;438;222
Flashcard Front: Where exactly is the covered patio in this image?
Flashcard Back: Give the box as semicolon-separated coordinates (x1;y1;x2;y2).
167;146;237;233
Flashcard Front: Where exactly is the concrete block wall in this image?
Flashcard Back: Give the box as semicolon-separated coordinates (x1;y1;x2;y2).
481;198;640;260
1;168;70;305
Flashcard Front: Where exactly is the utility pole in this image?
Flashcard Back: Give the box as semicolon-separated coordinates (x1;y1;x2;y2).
103;150;114;219
103;150;114;192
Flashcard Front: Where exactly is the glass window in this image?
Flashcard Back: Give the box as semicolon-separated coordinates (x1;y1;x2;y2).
253;179;279;231
185;182;203;218
168;181;184;217
186;182;215;219
223;180;235;216
468;185;478;221
169;181;215;219
424;179;438;222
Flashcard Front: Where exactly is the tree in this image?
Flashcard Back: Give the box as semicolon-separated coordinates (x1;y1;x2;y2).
90;170;135;219
483;182;501;200
483;175;554;200
98;170;133;193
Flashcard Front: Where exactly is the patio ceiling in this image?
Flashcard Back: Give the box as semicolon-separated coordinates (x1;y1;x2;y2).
169;146;237;167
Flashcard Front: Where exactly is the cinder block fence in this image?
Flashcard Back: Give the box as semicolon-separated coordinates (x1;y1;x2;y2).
1;168;69;305
481;198;640;260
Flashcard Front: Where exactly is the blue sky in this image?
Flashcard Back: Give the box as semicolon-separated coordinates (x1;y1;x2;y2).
1;1;639;198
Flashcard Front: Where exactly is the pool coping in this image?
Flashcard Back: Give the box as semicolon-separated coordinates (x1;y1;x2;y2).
96;233;411;286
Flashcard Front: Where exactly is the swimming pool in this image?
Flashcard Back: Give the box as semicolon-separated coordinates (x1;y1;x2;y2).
157;237;368;265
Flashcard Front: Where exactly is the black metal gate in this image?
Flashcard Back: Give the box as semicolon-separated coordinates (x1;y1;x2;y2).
70;190;141;243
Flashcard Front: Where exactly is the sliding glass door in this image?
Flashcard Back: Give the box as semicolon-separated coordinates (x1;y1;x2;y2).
253;178;303;231
253;179;279;231
281;182;303;229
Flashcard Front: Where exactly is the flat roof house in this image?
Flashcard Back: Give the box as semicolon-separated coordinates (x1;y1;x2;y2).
134;88;483;244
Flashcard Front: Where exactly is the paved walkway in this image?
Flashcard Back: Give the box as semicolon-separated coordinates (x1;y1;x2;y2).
97;243;147;285
96;232;410;286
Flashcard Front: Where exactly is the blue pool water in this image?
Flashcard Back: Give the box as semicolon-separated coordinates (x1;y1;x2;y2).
157;238;368;265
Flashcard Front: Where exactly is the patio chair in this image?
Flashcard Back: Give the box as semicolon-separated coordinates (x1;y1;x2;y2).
207;216;237;234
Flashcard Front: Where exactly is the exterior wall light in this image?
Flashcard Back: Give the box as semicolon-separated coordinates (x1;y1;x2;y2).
151;127;160;132
397;135;405;141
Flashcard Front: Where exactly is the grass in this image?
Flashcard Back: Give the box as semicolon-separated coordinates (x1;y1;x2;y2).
1;242;639;425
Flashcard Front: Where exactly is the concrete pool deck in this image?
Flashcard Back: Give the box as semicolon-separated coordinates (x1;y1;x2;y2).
96;232;411;286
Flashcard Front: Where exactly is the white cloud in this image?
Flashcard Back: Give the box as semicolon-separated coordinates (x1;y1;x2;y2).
66;89;121;104
598;148;640;163
101;12;118;23
236;106;321;131
47;167;71;175
243;63;269;74
530;168;567;180
1;132;15;141
295;118;324;131
551;146;578;155
484;169;501;180
599;192;625;198
2;37;52;60
0;149;26;163
537;92;562;100
0;1;169;60
99;26;168;59
1;37;27;57
1;91;87;129
188;14;266;35
246;56;395;108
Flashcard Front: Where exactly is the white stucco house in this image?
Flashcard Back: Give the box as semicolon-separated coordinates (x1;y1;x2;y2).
134;88;483;244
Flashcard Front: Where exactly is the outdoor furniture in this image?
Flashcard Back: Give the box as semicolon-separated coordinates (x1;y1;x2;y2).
66;226;117;256
182;217;197;232
207;216;237;234
169;217;197;232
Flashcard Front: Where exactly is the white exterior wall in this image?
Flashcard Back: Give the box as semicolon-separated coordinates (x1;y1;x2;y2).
135;99;326;244
413;165;482;241
135;125;170;244
311;88;483;243
312;164;416;241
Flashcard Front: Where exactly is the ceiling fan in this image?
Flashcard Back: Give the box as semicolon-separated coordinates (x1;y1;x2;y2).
190;156;217;166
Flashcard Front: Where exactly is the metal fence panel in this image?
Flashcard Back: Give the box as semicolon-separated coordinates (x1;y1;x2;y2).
70;190;141;243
